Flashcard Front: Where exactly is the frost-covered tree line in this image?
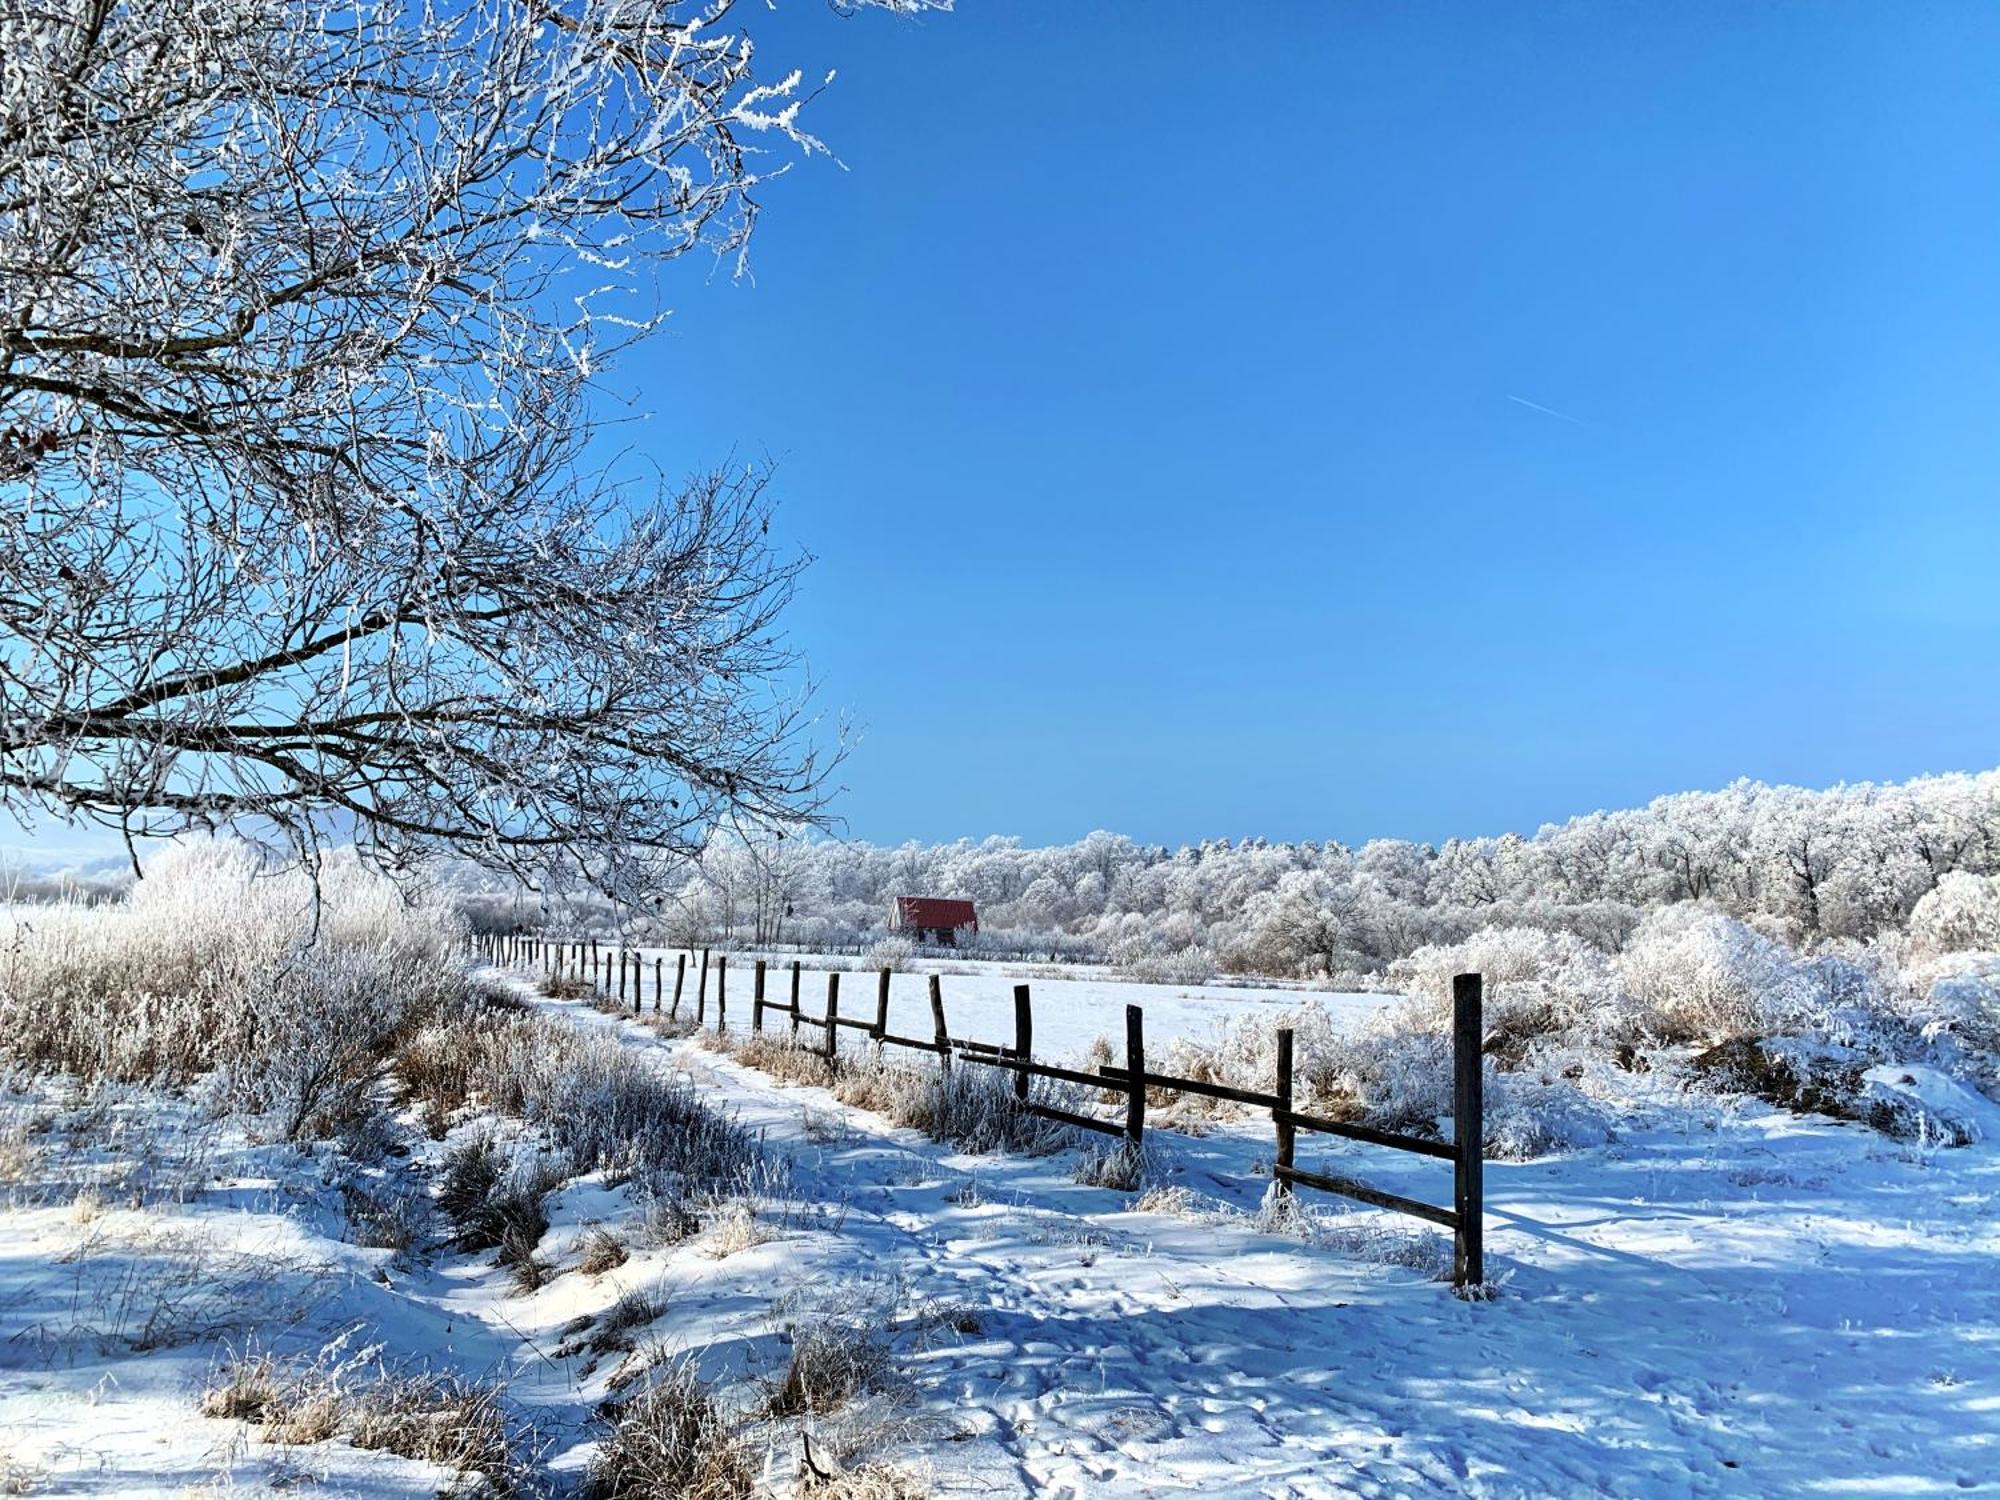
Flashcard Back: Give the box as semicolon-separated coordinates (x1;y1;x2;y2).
450;768;2000;984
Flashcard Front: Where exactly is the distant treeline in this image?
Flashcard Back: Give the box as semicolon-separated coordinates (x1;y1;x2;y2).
449;769;2000;981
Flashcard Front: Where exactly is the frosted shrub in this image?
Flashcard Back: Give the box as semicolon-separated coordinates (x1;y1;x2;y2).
1906;953;2000;1057
1388;927;1618;1054
1482;1072;1617;1160
866;935;916;972
0;840;465;1134
1108;934;1217;985
1906;873;2000;962
1153;1000;1357;1112
1615;906;1821;1044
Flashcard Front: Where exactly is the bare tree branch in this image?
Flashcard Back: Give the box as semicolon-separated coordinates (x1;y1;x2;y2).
0;0;942;896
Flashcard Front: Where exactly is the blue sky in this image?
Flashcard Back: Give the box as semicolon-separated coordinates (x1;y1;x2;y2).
609;0;2000;849
21;2;1992;868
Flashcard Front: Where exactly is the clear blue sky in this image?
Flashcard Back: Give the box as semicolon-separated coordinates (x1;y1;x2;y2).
627;1;2000;850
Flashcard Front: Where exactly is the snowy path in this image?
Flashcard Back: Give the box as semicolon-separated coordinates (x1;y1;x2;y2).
537;990;2000;1498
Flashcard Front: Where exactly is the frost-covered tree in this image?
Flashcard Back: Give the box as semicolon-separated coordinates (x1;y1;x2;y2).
0;0;937;894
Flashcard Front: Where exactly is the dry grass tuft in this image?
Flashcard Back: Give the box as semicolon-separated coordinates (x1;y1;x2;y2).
340;1180;431;1253
767;1289;896;1418
772;1044;1082;1160
589;1285;665;1355
585;1355;753;1500
578;1226;629;1275
436;1137;554;1261
1072;1139;1149;1192
795;1451;929;1499
0;1122;46;1189
346;1370;510;1476
730;1033;834;1088
0;1449;44;1496
200;1353;279;1422
700;1199;774;1259
203;1344;513;1484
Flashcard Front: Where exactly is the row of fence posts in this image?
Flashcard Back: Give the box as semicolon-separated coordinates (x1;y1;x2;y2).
469;929;1486;1289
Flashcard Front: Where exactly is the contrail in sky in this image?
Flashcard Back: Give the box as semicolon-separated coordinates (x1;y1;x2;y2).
1507;394;1586;425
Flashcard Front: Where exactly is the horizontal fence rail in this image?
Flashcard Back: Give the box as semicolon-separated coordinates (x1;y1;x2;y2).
468;929;1487;1290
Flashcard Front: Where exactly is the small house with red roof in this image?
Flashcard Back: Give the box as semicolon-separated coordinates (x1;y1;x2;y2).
888;896;979;946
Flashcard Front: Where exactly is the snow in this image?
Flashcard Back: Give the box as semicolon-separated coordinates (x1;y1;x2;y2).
2;970;1996;1496
615;946;1386;1062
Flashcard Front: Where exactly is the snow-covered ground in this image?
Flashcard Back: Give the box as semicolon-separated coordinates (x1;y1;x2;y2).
592;946;1382;1063
3;970;1997;1497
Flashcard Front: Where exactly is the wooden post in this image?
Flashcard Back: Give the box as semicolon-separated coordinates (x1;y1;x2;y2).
671;952;687;1018
1011;985;1033;1103
654;956;663;1013
715;955;728;1032
824;972;840;1065
753;959;767;1031
874;968;891;1041
789;960;802;1039
1453;972;1485;1291
1124;1003;1146;1145
928;974;950;1071
630;952;640;1014
696;948;709;1024
1273;1027;1295;1198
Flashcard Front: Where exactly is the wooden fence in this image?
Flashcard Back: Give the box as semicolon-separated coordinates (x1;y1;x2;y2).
470;930;1486;1289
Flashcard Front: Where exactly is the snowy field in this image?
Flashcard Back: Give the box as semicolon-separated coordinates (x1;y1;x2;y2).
2;969;1996;1497
600;946;1384;1063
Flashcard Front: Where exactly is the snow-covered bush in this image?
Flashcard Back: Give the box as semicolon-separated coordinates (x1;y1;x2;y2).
1388;927;1619;1055
1899;953;2000;1081
866;934;916;972
1108;934;1217;986
1615;906;1822;1044
1906;873;2000;962
1482;1072;1618;1160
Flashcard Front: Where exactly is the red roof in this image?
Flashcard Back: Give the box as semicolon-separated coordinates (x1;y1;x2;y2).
892;896;978;930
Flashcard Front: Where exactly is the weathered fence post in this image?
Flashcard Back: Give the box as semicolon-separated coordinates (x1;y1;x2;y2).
715;955;728;1032
670;952;686;1017
789;961;802;1039
654;956;663;1013
630;952;640;1015
1011;985;1033;1102
753;959;768;1032
1452;972;1485;1291
1273;1027;1295;1199
696;948;710;1024
928;974;950;1071
1124;1003;1146;1145
824;972;840;1065
874;968;891;1042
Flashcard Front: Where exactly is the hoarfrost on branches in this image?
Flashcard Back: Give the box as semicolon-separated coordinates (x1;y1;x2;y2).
0;0;940;895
